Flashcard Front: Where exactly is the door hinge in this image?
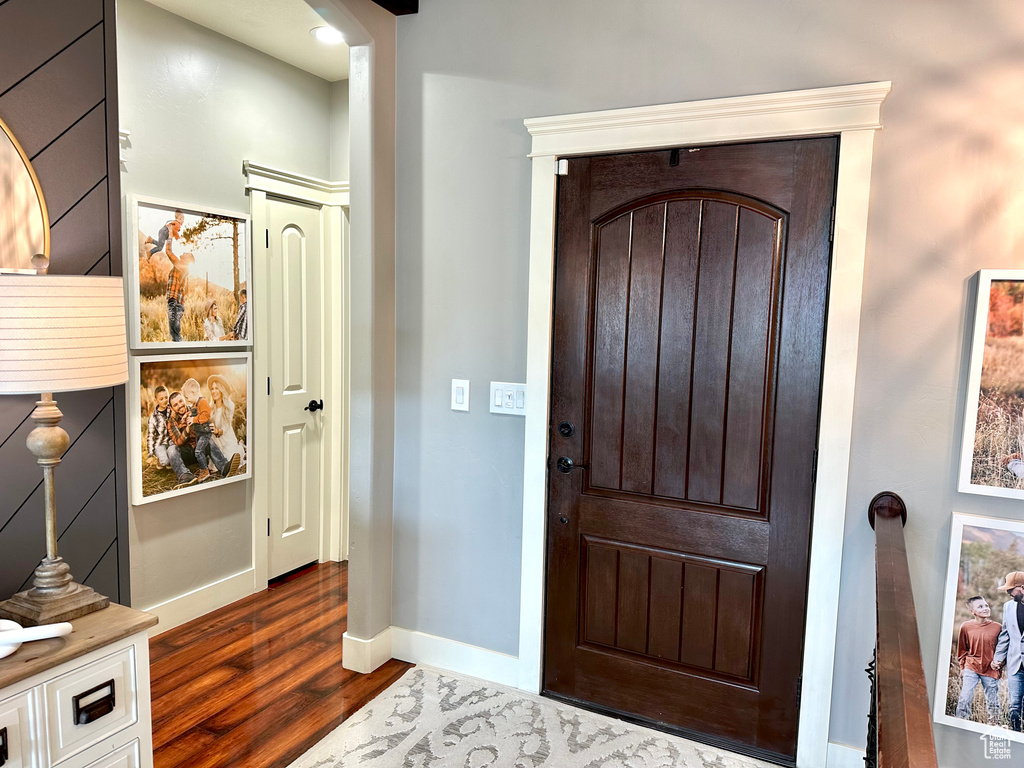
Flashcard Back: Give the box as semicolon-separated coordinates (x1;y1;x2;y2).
796;674;803;709
811;449;819;485
267;377;271;396
556;159;569;176
267;518;271;537
829;205;836;242
266;229;270;248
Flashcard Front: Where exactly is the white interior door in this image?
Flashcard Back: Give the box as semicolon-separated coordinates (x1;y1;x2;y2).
266;196;323;578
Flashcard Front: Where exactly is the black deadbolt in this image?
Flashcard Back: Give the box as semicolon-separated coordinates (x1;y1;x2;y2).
557;421;575;438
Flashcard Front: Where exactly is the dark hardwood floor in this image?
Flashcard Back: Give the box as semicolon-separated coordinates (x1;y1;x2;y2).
150;562;412;768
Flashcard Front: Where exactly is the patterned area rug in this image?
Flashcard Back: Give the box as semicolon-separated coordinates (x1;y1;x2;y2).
287;667;776;768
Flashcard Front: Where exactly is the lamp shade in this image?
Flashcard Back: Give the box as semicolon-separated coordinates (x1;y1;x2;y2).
0;274;128;395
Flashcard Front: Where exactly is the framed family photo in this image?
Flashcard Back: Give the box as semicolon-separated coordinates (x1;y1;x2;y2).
934;512;1024;743
130;352;251;505
127;195;251;350
959;270;1024;498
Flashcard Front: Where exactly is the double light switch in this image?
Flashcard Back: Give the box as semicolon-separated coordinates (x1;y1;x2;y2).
490;382;526;416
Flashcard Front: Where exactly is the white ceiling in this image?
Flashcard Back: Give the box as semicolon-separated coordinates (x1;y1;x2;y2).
145;0;350;82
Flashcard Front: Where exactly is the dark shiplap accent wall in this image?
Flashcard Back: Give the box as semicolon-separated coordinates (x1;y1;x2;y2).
0;0;129;605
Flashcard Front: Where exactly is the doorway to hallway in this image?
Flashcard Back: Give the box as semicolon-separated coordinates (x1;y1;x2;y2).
247;163;351;587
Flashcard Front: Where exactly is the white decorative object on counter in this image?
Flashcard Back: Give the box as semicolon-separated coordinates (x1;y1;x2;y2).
0;621;72;660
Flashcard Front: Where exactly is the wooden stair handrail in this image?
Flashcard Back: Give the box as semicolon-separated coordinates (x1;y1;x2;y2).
868;491;939;768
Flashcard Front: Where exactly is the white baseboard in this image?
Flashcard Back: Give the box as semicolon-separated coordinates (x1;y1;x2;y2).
826;741;866;768
139;568;256;634
343;627;393;673
391;627;520;688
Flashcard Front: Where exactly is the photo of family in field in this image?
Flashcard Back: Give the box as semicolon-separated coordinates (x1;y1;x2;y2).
129;197;250;349
960;273;1024;498
131;354;251;504
935;514;1024;742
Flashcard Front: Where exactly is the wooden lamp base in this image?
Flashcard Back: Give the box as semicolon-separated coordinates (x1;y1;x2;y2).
0;395;110;626
0;556;109;627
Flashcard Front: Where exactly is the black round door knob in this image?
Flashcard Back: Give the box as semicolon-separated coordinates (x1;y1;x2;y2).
304;399;324;412
559;516;568;525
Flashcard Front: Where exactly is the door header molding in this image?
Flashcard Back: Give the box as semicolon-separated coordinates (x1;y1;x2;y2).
518;82;890;768
243;161;351;207
525;81;891;158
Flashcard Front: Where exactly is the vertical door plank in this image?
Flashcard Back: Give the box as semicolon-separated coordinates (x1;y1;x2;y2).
584;544;619;646
680;563;719;669
688;202;738;504
647;556;683;660
590;215;632;490
615;549;650;654
621;203;666;494
653;200;701;499
722;209;776;510
714;569;756;679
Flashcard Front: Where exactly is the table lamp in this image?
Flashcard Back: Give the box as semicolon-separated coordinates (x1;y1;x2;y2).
0;255;128;625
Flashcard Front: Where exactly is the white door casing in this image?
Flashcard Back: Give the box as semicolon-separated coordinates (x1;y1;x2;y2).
247;162;351;588
519;82;890;768
266;198;324;578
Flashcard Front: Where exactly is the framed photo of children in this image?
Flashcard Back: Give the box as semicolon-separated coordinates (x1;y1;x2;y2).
130;352;251;505
959;270;1024;498
934;512;1024;743
127;195;251;350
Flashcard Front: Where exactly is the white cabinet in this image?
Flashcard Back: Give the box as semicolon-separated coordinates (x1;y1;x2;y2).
0;607;156;768
0;690;39;768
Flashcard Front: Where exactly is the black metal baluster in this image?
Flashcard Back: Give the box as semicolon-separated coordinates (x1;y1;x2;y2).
865;649;878;768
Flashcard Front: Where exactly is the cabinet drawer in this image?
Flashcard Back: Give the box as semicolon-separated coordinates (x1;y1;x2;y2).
0;691;39;768
79;740;137;768
44;648;136;764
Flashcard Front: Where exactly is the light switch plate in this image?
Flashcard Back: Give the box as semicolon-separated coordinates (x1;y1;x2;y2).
451;379;470;411
490;381;526;416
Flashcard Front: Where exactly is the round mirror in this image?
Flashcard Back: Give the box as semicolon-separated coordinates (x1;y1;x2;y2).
0;116;49;273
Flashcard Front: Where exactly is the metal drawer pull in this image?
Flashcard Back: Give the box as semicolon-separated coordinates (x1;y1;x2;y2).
73;679;116;725
0;725;7;765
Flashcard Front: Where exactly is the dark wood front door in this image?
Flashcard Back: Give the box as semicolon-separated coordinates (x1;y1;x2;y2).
543;138;838;764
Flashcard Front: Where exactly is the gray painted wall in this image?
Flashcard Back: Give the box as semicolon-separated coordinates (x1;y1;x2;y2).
330;79;350;182
392;0;1024;763
117;0;337;609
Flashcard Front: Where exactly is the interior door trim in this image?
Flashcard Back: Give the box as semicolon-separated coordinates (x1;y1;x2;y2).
247;163;351;589
519;82;890;768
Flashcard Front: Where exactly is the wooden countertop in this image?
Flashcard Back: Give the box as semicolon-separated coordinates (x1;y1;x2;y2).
0;603;158;690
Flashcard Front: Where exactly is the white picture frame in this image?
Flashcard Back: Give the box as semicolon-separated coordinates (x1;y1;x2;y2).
958;270;1024;499
130;352;251;505
934;512;1024;744
126;194;252;350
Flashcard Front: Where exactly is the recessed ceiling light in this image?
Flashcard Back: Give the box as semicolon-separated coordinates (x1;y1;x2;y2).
311;26;344;45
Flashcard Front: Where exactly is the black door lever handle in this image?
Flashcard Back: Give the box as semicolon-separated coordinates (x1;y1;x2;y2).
556;456;586;474
304;399;324;412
